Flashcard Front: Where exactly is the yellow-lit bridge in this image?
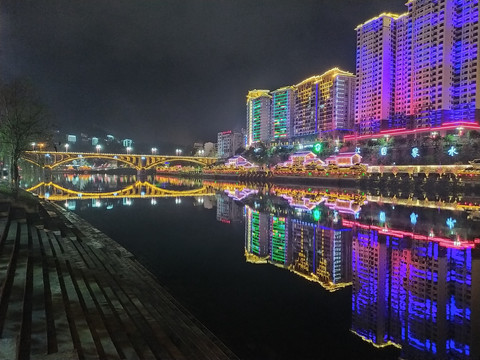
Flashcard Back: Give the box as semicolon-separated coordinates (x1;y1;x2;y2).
22;151;218;170
26;181;215;201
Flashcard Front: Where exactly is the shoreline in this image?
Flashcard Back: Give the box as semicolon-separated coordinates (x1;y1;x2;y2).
0;194;239;359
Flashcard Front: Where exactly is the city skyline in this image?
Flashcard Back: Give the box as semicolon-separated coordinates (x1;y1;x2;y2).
1;1;405;146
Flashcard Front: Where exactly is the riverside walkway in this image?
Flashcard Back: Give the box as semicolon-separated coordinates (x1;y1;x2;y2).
0;199;238;360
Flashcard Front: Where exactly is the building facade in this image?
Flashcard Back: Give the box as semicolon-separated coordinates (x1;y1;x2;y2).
271;86;295;142
355;13;398;134
246;90;271;147
355;1;480;135
246;68;354;147
217;130;244;158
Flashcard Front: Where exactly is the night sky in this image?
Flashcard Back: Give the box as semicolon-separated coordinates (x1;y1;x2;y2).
1;1;406;147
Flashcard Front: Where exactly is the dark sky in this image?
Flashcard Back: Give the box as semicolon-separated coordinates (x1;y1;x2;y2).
1;0;406;146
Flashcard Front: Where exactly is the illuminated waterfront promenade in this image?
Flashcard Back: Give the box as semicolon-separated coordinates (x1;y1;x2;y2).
0;195;238;359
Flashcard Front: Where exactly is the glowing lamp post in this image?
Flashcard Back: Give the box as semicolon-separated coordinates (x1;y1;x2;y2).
38;143;44;151
151;147;157;155
126;146;132;154
176;149;182;156
96;144;102;153
65;143;69;152
31;142;36;151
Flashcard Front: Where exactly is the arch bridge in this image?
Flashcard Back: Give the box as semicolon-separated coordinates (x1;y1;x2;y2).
22;151;218;170
26;181;215;201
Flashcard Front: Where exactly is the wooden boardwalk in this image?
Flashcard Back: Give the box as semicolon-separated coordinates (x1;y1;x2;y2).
0;200;239;360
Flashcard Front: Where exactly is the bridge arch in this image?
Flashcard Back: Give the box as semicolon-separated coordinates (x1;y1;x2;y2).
145;157;213;169
48;154;140;170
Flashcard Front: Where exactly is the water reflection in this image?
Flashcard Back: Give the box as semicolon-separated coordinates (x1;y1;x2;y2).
25;175;480;359
216;184;480;360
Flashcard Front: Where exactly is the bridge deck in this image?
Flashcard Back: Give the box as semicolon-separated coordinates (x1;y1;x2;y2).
0;199;238;360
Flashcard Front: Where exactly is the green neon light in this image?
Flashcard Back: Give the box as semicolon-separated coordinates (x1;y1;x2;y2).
312;142;323;154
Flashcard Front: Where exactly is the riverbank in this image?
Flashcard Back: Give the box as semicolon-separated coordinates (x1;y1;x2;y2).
0;193;238;359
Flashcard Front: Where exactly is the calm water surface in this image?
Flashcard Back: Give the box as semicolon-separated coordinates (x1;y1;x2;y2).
25;173;480;360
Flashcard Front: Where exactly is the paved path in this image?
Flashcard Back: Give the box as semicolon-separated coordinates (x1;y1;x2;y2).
0;199;239;360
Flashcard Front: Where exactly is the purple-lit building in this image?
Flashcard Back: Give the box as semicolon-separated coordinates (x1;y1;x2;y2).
355;1;480;136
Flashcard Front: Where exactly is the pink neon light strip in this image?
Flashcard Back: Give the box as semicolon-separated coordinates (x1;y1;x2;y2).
342;220;475;249
344;121;480;141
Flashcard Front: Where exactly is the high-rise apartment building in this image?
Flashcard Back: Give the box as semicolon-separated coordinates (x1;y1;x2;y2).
355;13;399;134
355;1;480;135
246;68;354;146
293;76;321;138
271;86;295;142
317;68;355;132
246;90;271;147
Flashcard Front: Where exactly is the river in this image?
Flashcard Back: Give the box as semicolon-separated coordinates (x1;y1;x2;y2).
23;172;480;360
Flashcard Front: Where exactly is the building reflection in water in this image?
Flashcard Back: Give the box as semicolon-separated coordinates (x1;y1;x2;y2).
224;186;480;360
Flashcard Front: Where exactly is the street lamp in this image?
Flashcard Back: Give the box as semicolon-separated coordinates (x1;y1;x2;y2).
126;146;132;154
38;143;44;151
151;147;157;155
65;143;69;152
96;144;101;153
175;149;182;156
31;142;36;151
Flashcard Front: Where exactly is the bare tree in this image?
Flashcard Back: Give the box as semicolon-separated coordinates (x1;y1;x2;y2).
0;79;51;192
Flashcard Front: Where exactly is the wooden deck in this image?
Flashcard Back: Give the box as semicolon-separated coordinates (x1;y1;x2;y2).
0;200;239;360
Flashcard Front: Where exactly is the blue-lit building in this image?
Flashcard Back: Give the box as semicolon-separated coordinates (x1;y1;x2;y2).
355;0;480;135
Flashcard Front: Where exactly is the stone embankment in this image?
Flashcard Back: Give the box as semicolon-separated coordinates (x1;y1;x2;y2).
0;199;238;360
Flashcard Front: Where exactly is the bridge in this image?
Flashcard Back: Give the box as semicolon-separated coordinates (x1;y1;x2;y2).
26;181;215;201
21;151;218;170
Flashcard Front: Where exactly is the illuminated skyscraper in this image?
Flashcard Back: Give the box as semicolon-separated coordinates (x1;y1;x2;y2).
317;68;355;133
294;68;355;139
246;90;271;147
355;13;399;135
293;76;321;138
356;1;480;135
271;86;295;142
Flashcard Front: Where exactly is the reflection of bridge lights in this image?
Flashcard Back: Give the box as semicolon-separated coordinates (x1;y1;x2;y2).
151;199;157;205
92;199;102;208
175;198;182;205
106;204;114;210
123;198;132;206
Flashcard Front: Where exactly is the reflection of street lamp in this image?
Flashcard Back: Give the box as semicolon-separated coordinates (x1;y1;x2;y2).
96;144;101;153
126;146;132;154
31;142;36;151
151;147;157;155
65;143;69;152
175;149;182;156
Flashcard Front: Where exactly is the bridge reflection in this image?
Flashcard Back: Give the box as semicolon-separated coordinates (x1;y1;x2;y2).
26;180;215;200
